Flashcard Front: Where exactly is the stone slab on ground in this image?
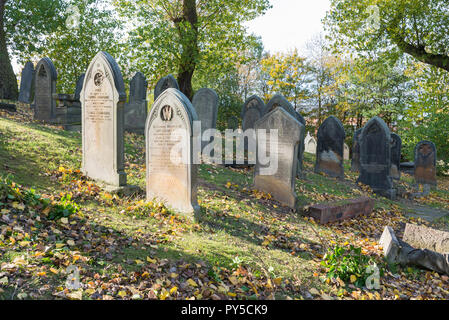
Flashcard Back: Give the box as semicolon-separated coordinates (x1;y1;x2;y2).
100;183;142;197
0;103;17;112
403;223;449;254
379;226;449;276
307;197;374;224
404;203;449;222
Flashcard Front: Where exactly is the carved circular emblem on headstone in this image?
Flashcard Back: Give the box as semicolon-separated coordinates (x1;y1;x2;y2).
161;105;173;121
94;71;104;87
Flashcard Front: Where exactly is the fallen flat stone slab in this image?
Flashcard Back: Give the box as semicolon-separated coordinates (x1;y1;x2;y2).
307;197;374;224
403;223;449;254
379;226;449;276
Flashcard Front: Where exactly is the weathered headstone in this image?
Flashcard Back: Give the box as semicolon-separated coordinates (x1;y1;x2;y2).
192;88;218;151
314;116;346;178
227;116;239;130
351;129;362;172
145;88;200;216
264;94;306;176
304;132;317;154
81;51;127;187
308;197;374;224
344;143;350;161
390;133;402;180
34;57;57;122
254;107;304;209
154;74;179;101
414;140;437;186
357;117;395;199
125;72;148;134
18;62;35;104
242;95;264;132
74;73;85;102
403;224;449;254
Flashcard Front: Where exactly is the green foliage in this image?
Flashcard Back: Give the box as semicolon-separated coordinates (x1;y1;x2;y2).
48;193;80;220
321;244;378;287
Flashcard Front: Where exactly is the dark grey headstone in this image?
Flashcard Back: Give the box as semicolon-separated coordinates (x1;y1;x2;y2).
125;72;148;134
314;116;346;178
254;107;304;209
357;117;395;199
34;57;57;122
390;133;402;180
192;88;218;151
74;73;85;101
81;51;127;187
351;129;362;172
414;140;437;186
145;88;200;216
241;95;264;119
227;116;239;130
154;74;179;101
264;94;306;177
18;62;35;104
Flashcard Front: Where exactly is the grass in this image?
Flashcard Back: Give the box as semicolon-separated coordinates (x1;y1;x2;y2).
1;105;449;300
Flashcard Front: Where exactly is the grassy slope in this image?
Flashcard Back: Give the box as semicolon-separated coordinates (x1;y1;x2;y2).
1;106;449;300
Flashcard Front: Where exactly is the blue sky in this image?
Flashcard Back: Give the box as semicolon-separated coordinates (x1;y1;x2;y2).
245;0;331;53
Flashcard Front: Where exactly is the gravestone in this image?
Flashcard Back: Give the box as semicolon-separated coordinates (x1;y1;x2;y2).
264;94;306;177
18;62;35;104
154;74;179;101
125;72;148;134
304;132;317;154
81;51;127;187
34;58;57;122
227;116;239;130
351;129;362;172
254;107;304;209
242;95;264;132
414;140;437;186
390;133;402;180
344;143;350;161
314;116;346;178
74;73;85;102
145;88;200;216
192;88;218;151
357;117;395;199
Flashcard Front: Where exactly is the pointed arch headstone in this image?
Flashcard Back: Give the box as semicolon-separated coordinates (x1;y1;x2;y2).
145;88;200;216
81;51;127;187
125;72;148;134
314;116;346;178
264;94;306;177
357;117;395;199
254;107;304;209
390;133;402;180
154;74;179;101
18;62;35;104
34;58;57;122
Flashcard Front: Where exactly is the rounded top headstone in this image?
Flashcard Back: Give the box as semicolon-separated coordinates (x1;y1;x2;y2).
241;95;264;118
264;94;305;126
154;74;180;101
36;57;57;80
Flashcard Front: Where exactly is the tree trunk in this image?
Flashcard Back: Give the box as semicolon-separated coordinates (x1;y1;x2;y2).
176;0;198;101
0;0;18;100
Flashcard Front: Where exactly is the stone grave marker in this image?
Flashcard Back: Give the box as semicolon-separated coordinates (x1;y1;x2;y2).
314;116;346;178
74;73;85;102
414;140;437;186
344;143;350;161
264;94;306;177
125;72;148;134
254;107;304;209
357;117;395;199
192;88;218;151
34;57;57;122
304;132;317;154
145;88;200;216
18;62;35;104
351;128;362;172
390;133;402;180
81;51;127;188
154;74;179;101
